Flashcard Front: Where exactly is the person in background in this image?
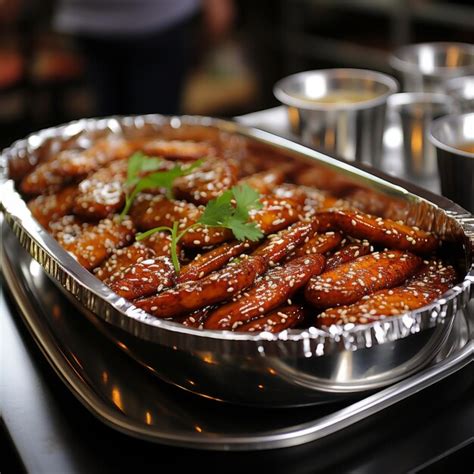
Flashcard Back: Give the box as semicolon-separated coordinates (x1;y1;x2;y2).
54;0;235;116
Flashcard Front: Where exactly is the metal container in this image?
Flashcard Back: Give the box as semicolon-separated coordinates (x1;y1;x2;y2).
273;69;399;168
390;42;474;93
387;92;455;178
1;115;473;407
430;112;474;213
446;75;474;113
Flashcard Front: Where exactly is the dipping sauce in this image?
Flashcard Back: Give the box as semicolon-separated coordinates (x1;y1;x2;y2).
455;142;474;154
295;90;380;105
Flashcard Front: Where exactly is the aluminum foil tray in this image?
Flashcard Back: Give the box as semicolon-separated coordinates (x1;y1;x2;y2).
1;115;473;407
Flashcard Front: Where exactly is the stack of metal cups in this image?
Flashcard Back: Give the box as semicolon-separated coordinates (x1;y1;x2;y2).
389;42;474;212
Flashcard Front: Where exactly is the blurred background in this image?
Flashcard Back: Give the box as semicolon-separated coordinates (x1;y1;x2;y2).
0;0;473;149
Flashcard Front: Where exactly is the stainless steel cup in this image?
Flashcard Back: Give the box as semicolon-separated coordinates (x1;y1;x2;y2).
429;112;474;212
273;68;398;167
446;75;474;113
390;42;474;93
387;92;455;178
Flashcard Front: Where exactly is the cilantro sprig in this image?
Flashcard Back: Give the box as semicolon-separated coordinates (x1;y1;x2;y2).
136;184;264;273
119;152;204;220
198;185;264;240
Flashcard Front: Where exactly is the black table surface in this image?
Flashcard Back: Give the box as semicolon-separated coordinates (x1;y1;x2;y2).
1;279;473;474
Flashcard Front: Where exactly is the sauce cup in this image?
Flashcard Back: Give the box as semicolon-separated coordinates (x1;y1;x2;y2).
390;42;474;93
273;68;399;167
429;112;474;212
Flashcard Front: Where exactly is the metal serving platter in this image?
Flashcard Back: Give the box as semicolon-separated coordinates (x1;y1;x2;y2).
2;219;472;450
1;115;473;407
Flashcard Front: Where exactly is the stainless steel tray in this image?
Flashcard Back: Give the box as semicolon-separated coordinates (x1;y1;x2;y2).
2;220;472;450
1;115;473;406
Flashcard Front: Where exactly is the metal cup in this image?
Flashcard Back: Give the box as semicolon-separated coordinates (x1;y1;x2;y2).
446;75;474;113
387;92;455;179
389;42;474;93
273;68;399;167
429;112;474;212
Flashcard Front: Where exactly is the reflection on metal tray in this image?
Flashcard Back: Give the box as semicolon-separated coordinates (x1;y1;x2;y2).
2;220;472;450
1;115;473;407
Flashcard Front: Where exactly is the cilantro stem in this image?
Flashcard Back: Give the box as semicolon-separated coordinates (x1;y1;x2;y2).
170;221;180;274
119;187;138;221
136;226;172;241
176;222;200;242
136;222;199;274
165;188;174;200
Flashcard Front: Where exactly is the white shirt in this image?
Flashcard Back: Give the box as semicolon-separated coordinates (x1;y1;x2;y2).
55;0;200;37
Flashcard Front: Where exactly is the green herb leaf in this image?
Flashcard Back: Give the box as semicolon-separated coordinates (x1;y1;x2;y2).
198;190;233;226
119;155;204;219
140;156;164;173
142;158;204;199
197;184;263;242
126;152;163;186
232;184;263;221
126;152;145;184
225;216;263;241
120;153;164;220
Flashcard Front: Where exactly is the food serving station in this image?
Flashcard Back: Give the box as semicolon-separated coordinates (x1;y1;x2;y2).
2;0;474;467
